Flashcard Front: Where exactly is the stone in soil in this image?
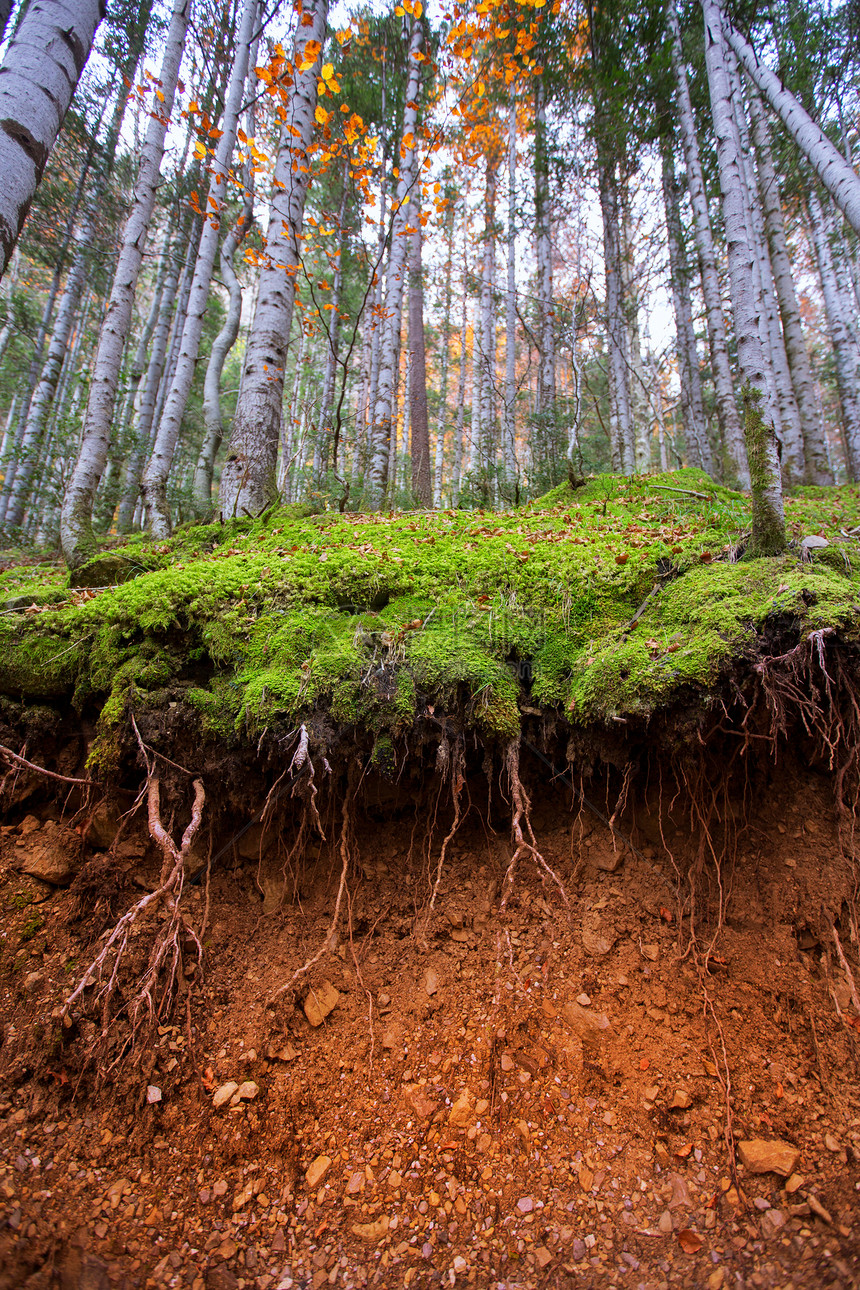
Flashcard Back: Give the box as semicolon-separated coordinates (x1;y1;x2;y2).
738;1138;799;1177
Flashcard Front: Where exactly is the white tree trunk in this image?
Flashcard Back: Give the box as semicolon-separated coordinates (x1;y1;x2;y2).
4;211;92;531
0;0;104;276
477;157;497;502
219;0;329;520
703;0;784;553
668;0;748;485
660;144;713;474
806;186;860;479
535;80;556;431
143;0;257;537
433;203;455;507
59;0;189;566
365;14;423;508
727;54;804;483
721;13;860;239
502;91;518;503
597;155;634;473
746;85;832;484
452;271;468;506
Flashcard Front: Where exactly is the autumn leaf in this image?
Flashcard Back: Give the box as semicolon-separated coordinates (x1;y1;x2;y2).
615;553;629;565
677;1230;703;1254
321;62;334;80
315;104;331;125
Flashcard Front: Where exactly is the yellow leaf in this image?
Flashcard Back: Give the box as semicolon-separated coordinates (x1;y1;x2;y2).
155;89;165;102
193;141;207;159
315;104;330;124
321;62;334;79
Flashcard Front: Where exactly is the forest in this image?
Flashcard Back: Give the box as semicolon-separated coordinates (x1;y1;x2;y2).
0;0;856;552
1;3;860;1289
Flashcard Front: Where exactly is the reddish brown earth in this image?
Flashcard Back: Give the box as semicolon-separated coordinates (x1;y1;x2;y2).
0;761;859;1290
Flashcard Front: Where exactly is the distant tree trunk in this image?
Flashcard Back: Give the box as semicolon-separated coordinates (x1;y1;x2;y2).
668;0;748;485
703;0;784;553
478;154;497;501
721;11;860;238
597;156;634;473
407;191;431;506
116;222;197;533
452;267;469;507
659;141;713;474
534;79;556;437
620;192;651;472
503;92;518;503
433;198;455;507
318;162;349;476
219;0;329;520
3;211;93;531
366;14;423;509
60;0;190;566
805;186;860;479
746;85;832;484
143;0;258;537
0;0;105;277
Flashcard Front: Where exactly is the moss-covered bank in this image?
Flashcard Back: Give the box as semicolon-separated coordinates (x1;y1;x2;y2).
1;469;859;764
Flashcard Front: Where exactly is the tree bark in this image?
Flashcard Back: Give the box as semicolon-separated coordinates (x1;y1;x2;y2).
805;185;860;479
433;196;455;507
668;0;748;485
143;0;258;537
746;84;832;484
408;190;431;505
60;0;190;566
365;14;424;509
721;11;860;238
659;141;713;474
477;154;497;502
703;0;784;553
219;0;329;520
503;92;518;503
0;0;105;277
534;79;556;433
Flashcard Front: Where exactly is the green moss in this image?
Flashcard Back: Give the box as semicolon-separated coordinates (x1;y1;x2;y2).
742;384;787;557
1;471;859;740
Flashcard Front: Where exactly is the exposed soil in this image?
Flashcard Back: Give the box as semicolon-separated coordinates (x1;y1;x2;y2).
1;735;859;1290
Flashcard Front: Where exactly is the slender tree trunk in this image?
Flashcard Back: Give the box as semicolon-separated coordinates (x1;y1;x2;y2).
116;224;195;533
452;272;468;506
3;212;93;531
478;155;497;501
503;93;518;502
59;0;190;566
219;0;329;520
317;163;349;477
805;185;860;479
408;191;431;505
668;0;748;485
745;85;832;483
659;141;713;474
727;51;806;484
0;0;105;277
433;199;455;508
365;14;423;508
143;0;257;537
597;155;634;473
535;79;556;432
703;0;784;553
721;11;860;238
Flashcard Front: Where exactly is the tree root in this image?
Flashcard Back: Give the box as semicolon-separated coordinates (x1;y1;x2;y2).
500;741;569;912
63;769;206;1084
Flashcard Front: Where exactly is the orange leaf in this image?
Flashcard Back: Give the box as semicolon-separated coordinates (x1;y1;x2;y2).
615;553;629;565
699;551;713;563
678;1229;703;1254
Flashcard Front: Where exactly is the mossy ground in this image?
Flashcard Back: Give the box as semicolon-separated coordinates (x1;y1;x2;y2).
2;469;860;748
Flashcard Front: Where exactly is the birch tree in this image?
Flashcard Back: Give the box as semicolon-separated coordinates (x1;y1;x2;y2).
365;14;424;509
219;0;329;520
667;0;748;485
142;0;258;537
60;0;190;567
720;11;860;239
408;191;431;505
502;92;518;502
0;0;105;277
703;0;784;554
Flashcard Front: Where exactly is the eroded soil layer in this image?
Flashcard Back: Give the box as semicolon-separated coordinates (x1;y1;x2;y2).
0;744;859;1290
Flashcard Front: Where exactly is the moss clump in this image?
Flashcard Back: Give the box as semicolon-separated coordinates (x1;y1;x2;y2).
0;470;859;740
742;384;787;557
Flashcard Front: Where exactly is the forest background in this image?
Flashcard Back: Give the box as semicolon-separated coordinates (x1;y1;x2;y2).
0;0;856;566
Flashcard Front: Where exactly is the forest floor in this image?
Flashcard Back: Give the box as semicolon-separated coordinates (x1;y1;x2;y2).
0;471;860;1288
0;754;859;1290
